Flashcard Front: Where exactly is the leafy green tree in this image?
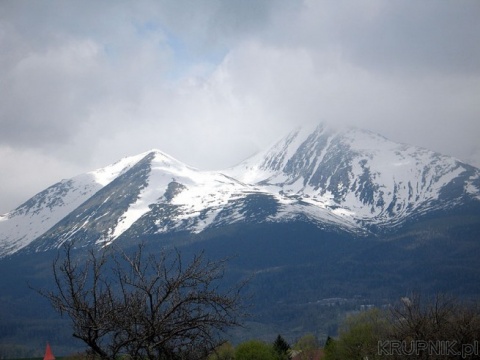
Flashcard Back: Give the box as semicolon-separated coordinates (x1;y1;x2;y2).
339;308;388;359
235;340;277;360
324;308;389;360
208;342;235;360
323;336;338;360
325;294;480;360
293;333;319;360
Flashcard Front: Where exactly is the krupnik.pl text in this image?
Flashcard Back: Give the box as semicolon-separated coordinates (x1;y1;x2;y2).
378;340;478;358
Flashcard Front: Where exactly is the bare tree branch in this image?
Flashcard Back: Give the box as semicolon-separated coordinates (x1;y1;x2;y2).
37;242;247;360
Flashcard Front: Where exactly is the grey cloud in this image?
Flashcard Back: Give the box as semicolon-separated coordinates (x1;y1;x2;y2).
0;0;479;213
0;39;101;146
346;1;480;75
135;0;299;59
264;1;480;76
0;1;172;153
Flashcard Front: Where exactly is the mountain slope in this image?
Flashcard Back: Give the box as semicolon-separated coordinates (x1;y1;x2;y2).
1;122;480;356
1;123;479;257
227;123;480;229
29;150;259;251
0;152;149;255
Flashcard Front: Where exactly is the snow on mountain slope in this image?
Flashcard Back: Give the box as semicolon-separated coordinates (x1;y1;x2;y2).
23;146;360;253
26;150;270;251
0;175;99;256
0;151;154;256
1;123;479;257
226;123;480;228
96;150;258;246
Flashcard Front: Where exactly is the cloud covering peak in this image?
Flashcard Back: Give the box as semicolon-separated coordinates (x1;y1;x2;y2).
1;0;479;213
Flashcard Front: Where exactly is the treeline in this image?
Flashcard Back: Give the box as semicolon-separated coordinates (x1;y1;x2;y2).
207;334;319;360
55;334;316;360
325;293;480;360
208;293;480;360
4;293;480;360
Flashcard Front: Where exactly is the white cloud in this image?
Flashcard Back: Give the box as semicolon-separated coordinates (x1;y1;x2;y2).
0;146;84;212
1;0;479;213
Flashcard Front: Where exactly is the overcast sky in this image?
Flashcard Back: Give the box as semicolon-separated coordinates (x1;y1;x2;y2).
1;0;480;213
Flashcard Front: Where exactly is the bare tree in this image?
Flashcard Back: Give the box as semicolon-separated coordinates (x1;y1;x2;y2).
325;293;480;360
39;242;246;360
388;293;480;360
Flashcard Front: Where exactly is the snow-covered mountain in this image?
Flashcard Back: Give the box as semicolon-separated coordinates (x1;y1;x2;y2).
1;123;479;257
226;123;480;227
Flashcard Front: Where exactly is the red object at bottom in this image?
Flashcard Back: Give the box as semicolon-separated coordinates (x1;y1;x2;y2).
43;342;55;360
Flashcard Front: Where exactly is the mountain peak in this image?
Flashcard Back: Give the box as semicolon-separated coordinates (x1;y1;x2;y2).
1;123;479;257
226;122;480;226
87;149;193;187
147;149;182;162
